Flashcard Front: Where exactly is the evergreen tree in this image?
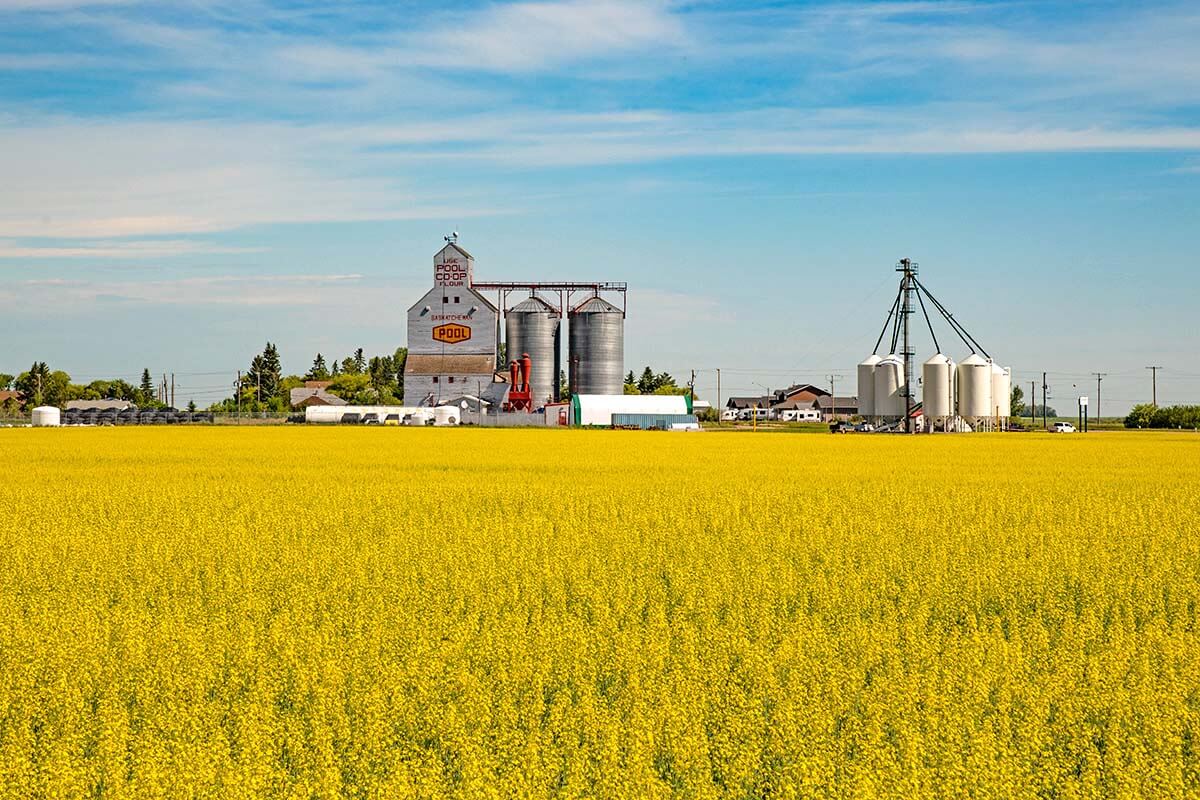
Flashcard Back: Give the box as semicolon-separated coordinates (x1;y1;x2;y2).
637;366;657;394
393;347;408;400
353;348;366;374
306;353;329;381
331;361;341;377
246;354;266;404
137;368;155;406
261;342;282;400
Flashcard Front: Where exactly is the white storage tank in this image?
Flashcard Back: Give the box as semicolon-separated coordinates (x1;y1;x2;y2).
405;409;432;427
858;355;881;419
32;406;61;427
433;406;459;426
991;363;1012;420
957;354;992;420
873;355;906;419
922;354;956;424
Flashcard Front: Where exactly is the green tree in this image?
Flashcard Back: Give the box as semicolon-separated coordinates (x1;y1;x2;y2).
245;354;266;404
261;343;282;401
1011;385;1025;416
634;366;678;394
353;348;366;374
1125;404;1155;428
327;374;375;405
15;363;71;409
368;355;395;398
393;347;407;401
306;353;330;381
139;368;155;405
0;373;13;391
187;400;197;412
637;366;657;394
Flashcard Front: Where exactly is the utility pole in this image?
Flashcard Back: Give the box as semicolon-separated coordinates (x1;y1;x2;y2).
716;368;721;424
1030;381;1036;427
170;373;175;409
1146;366;1162;407
1093;372;1106;424
828;373;843;423
689;369;695;405
1041;372;1048;430
236;371;241;421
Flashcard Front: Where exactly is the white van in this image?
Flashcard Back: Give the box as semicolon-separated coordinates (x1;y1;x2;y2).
780;408;821;422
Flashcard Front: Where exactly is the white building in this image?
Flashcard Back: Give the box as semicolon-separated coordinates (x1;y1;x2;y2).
404;242;503;406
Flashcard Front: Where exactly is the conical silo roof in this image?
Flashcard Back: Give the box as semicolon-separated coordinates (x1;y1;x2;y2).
509;295;560;315
571;296;621;315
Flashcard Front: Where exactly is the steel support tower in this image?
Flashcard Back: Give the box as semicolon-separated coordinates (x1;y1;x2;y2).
897;258;917;433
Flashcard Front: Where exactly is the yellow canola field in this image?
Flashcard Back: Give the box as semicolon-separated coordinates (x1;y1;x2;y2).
2;428;1200;799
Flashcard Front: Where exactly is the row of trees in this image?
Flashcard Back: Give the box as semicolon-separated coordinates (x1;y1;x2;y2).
0;364;170;414
1009;386;1057;418
211;344;408;412
1124;404;1200;429
623;367;690;396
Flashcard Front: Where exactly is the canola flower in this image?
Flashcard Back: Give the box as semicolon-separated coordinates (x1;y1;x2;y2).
1;427;1199;799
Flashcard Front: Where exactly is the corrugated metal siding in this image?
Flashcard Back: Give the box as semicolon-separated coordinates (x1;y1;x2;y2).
574;394;690;426
611;413;699;429
568;297;623;395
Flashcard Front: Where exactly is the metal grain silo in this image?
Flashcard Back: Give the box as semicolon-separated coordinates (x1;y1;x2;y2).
506;294;561;405
922;354;955;427
873;354;906;420
858;354;881;419
990;363;1012;422
31;406;61;427
956;353;992;421
569;295;624;395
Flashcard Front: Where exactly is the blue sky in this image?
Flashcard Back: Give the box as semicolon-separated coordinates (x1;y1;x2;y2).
1;0;1198;412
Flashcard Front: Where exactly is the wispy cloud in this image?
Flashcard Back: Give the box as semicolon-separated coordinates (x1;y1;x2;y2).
0;118;508;237
3;103;1198;240
0;238;263;258
10;273;369;307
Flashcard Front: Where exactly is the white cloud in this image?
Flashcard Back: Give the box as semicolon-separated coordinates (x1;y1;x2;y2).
414;0;685;72
12;273;371;307
0;238;263;258
0;0;138;8
268;0;685;78
0;118;506;238
3;107;1199;241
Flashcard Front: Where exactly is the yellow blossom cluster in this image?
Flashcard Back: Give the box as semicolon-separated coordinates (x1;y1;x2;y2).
1;427;1198;798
